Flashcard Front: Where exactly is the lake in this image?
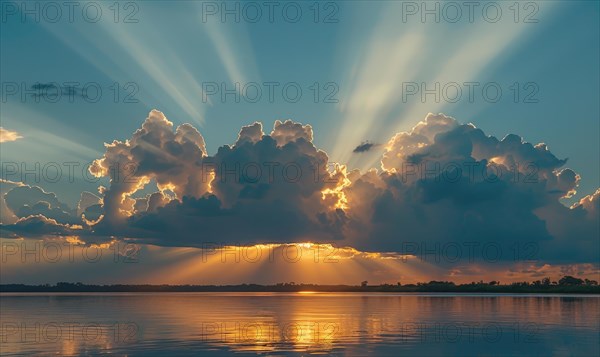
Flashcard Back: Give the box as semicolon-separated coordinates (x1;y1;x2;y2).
1;293;598;356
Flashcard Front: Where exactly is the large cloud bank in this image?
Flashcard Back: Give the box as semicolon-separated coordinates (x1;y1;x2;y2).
1;111;598;265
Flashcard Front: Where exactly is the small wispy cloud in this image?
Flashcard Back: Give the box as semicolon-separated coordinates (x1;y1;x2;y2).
0;127;23;143
353;141;379;153
29;83;86;100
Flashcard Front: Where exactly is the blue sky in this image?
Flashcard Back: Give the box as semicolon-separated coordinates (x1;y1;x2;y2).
1;1;598;206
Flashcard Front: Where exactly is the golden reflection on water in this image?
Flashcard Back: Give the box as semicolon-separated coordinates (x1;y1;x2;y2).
1;293;599;356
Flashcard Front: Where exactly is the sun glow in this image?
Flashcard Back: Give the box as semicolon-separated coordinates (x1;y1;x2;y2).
206;171;216;194
487;156;508;166
321;166;352;210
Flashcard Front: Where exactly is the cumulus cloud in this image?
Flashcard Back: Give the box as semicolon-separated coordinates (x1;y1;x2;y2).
0;127;23;143
341;113;598;263
0;179;23;224
269;119;313;146
2;215;80;237
88;110;209;227
1;111;598;267
3;184;79;224
87;114;347;245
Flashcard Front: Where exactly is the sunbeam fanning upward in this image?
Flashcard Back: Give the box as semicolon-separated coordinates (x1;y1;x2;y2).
332;29;425;168
331;2;561;173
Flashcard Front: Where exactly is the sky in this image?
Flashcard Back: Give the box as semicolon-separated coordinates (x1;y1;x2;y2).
0;0;599;285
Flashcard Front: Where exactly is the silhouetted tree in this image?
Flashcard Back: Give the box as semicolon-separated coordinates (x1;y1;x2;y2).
542;277;551;286
558;276;584;286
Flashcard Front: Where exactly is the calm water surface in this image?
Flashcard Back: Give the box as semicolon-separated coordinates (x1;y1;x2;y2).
1;293;598;356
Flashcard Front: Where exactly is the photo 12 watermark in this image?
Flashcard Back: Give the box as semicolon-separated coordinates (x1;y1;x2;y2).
399;1;540;24
1;1;140;24
401;81;540;104
398;321;541;344
1;82;139;104
200;321;339;344
1;241;140;264
1;321;139;344
201;81;339;104
200;1;340;24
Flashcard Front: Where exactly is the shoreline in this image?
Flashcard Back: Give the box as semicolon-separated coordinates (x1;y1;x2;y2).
2;284;600;294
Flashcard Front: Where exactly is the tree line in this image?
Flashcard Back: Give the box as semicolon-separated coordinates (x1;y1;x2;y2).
1;276;598;293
